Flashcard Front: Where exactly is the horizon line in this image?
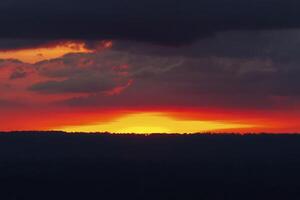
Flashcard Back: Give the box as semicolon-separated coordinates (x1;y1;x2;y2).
1;131;300;136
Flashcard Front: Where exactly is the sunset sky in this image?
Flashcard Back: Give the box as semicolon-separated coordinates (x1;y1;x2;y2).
1;0;300;133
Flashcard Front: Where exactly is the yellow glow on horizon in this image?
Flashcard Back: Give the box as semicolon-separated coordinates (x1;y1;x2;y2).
59;112;254;134
0;41;92;63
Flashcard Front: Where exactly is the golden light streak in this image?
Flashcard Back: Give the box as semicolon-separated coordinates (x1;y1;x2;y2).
59;112;255;134
0;41;92;63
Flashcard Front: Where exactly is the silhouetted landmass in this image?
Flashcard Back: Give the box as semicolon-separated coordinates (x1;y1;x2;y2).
0;131;300;200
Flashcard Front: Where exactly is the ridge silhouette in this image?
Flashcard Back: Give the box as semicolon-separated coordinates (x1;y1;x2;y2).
0;131;299;200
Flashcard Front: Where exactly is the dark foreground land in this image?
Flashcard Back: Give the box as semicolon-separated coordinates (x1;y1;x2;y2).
1;132;300;200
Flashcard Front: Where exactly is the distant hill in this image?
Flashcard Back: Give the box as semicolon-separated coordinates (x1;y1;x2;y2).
0;131;299;200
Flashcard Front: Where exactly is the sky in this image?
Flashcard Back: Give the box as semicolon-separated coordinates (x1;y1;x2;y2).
1;0;300;133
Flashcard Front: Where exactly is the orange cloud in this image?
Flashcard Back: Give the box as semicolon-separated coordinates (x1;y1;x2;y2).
0;41;94;64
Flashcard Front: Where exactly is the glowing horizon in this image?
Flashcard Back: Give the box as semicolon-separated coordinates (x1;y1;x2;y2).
59;112;256;134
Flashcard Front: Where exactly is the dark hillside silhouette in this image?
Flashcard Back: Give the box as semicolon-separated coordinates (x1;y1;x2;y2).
0;132;300;200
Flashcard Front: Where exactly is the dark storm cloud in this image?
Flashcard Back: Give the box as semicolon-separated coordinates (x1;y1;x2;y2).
0;0;299;46
50;45;300;110
2;28;300;110
112;30;300;61
28;50;181;94
157;60;300;96
29;75;116;94
9;68;27;79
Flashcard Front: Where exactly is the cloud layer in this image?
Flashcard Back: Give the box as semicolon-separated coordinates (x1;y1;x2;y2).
1;29;300;131
1;30;300;110
0;0;300;47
